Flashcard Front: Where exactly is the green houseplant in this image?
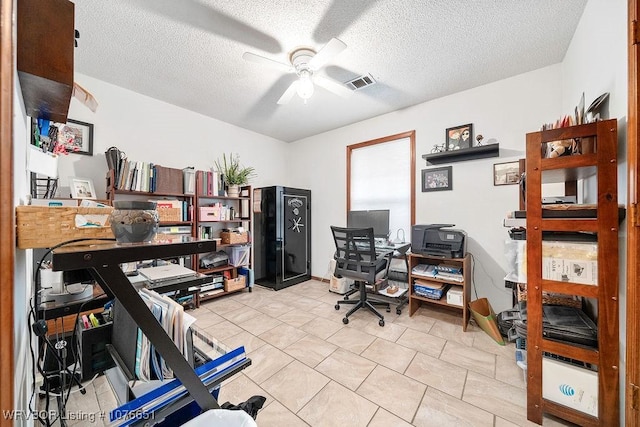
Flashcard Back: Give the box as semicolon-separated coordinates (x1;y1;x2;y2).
214;153;256;197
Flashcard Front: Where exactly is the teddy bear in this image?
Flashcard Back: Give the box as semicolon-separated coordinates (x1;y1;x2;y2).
548;139;577;158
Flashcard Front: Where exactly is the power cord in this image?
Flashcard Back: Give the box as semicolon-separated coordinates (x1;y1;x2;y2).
468;252;511;300
29;238;115;426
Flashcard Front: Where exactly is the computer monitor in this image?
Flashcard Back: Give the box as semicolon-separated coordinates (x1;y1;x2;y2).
347;210;390;239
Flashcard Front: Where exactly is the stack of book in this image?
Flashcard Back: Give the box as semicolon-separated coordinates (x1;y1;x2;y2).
413;278;450;300
411;264;463;282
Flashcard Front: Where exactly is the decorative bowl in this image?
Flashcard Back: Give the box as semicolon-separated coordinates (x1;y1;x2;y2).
110;201;159;243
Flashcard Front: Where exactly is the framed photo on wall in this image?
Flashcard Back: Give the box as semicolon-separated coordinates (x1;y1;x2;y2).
31;118;94;156
422;166;452;192
56;119;94;155
446;123;473;151
70;177;97;199
493;161;521;186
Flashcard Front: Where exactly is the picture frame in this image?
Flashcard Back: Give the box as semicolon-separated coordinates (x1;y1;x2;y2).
422;166;453;192
56;119;94;155
446;123;473;151
70;177;97;199
493;161;521;186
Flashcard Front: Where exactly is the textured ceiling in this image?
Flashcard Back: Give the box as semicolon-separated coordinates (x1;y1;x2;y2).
72;0;587;142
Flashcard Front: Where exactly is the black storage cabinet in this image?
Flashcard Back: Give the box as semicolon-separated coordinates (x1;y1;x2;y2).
253;186;311;290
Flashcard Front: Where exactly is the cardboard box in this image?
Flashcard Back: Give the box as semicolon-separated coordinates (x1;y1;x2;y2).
224;276;246;292
543;357;598;416
446;287;464;306
329;275;352;294
542;241;597;285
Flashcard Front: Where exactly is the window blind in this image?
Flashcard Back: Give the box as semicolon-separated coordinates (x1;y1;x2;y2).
350;137;411;240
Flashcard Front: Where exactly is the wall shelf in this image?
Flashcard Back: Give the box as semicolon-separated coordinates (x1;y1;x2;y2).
422;143;499;165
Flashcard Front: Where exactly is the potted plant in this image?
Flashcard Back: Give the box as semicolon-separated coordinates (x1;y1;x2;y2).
214;153;256;197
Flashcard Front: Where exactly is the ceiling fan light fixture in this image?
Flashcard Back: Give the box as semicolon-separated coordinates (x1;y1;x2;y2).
296;69;314;100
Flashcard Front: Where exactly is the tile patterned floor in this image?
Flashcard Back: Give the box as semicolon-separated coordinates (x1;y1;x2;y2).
50;279;577;426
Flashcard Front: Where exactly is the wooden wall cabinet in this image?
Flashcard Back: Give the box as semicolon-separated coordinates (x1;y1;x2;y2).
17;0;74;122
525;119;619;426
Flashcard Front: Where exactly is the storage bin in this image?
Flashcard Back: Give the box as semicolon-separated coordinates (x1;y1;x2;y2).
157;207;182;222
199;206;221;221
224;276;246;292
227;245;250;267
220;231;249;244
16;205;114;249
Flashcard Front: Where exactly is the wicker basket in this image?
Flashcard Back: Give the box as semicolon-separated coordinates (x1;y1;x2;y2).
157;207;182;223
224;276;246;292
220;231;249;244
516;283;582;308
16;206;114;249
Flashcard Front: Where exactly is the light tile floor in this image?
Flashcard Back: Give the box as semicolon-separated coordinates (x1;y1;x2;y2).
44;279;577;426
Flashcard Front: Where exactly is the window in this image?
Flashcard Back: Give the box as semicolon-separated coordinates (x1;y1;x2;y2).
347;131;415;241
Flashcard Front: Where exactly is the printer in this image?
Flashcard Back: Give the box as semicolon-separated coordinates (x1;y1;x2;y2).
411;224;467;258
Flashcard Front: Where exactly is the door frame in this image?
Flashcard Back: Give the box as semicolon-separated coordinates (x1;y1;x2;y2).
628;0;640;424
0;0;15;420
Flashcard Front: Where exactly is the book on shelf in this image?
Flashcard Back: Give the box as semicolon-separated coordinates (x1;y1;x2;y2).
412;264;463;282
413;278;444;289
155;165;184;194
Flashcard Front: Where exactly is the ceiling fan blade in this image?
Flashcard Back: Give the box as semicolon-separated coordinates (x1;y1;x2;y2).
315;75;352;98
309;38;347;71
312;0;380;46
131;0;281;54
277;81;299;105
243;52;294;73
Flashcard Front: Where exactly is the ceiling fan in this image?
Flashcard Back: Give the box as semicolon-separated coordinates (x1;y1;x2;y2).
242;37;353;104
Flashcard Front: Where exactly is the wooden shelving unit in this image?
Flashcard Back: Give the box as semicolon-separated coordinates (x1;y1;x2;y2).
525;119;619;426
194;172;252;302
407;253;471;331
106;168;195;229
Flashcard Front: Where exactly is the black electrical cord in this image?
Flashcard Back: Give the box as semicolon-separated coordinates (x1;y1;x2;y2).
29;238;115;426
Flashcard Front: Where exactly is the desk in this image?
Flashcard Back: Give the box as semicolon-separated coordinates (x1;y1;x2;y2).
51;238;232;414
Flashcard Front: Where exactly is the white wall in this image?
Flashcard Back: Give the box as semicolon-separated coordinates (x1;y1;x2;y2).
561;0;628;422
57;73;291;199
289;65;563;313
13;66;33;425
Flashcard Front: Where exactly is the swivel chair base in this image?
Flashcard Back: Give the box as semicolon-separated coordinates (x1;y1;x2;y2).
335;281;390;327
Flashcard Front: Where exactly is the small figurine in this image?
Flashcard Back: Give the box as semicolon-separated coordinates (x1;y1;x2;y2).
475;134;484;146
548;139;577;158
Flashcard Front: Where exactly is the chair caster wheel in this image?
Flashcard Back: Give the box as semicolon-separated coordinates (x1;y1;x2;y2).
396;309;402;315
343;317;349;325
343;296;349;301
386;307;391;313
335;304;340;310
379;319;385;327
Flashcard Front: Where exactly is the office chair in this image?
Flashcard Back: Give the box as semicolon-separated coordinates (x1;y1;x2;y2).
330;226;392;327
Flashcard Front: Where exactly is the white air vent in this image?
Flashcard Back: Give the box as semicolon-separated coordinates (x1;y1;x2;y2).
345;73;377;91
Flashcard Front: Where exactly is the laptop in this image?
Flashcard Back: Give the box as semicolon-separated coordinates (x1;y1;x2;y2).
138;264;197;283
